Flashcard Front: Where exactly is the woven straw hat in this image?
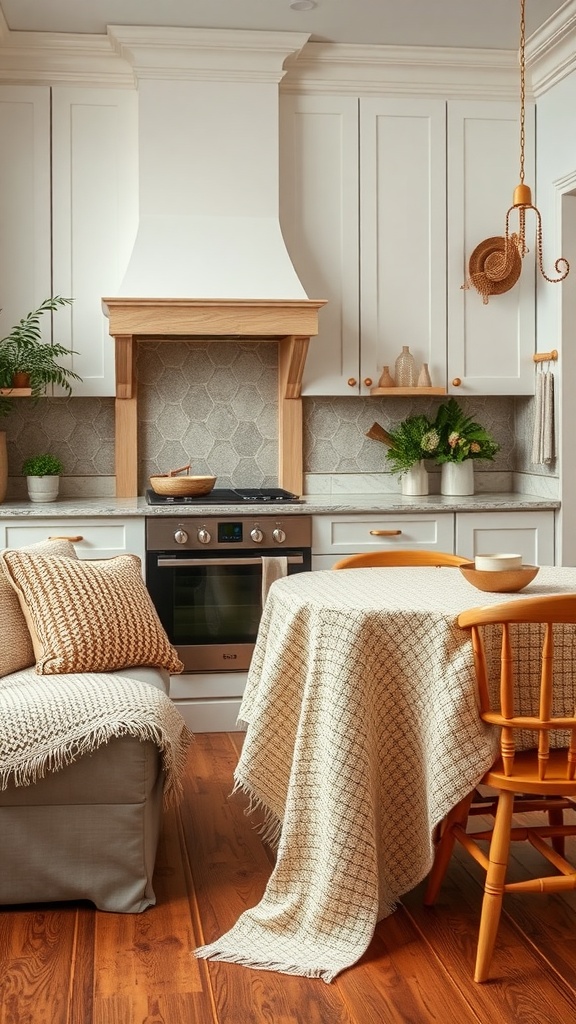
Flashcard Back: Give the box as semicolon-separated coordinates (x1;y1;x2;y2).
465;235;522;304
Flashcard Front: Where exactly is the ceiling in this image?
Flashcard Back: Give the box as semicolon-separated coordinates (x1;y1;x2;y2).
0;0;568;51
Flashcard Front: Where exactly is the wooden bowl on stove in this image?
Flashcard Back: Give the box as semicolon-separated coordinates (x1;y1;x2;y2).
149;465;216;497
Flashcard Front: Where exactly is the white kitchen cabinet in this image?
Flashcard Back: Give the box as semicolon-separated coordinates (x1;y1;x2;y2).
455;511;555;565
0;517;145;570
51;88;138;396
0;85;138;398
447;101;536;396
280;95;445;396
280;93;533;398
312;512;455;570
0;87;52;344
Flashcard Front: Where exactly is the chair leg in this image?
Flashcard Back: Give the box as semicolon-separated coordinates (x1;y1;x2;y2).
474;790;514;983
547;807;565;856
424;792;474;906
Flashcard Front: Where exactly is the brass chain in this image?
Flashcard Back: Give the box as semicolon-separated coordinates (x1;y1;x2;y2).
519;0;525;186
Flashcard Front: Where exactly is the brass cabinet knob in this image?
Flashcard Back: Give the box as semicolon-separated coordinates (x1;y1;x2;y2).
347;378;357;387
452;377;462;387
364;378;373;387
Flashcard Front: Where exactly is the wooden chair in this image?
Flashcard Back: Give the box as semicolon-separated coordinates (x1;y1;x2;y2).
332;549;468;569
424;593;576;983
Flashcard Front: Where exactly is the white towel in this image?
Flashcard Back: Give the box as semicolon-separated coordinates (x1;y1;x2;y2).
261;556;288;607
531;369;555;465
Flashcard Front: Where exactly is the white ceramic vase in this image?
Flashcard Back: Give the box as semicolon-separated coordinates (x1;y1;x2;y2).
440;460;474;496
401;461;429;496
26;475;60;503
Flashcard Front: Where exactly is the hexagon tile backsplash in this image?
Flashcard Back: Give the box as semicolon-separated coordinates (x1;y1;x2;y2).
1;339;556;498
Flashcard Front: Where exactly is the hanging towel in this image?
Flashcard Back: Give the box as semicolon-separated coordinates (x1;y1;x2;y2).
531;368;555;465
261;556;288;607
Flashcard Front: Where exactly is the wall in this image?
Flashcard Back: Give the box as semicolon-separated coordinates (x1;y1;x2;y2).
2;339;557;499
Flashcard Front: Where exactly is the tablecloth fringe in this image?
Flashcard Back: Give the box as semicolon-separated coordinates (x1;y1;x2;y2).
232;776;282;849
193;943;334;982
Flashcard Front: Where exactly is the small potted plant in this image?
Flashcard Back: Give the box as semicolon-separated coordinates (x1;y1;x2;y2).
433;398;500;495
0;296;80;408
367;415;439;495
22;453;64;503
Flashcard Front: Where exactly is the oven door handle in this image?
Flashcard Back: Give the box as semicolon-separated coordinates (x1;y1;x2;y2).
155;555;305;568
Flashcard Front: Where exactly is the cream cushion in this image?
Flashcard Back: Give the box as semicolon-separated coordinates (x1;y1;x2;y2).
0;538;78;677
0;550;184;676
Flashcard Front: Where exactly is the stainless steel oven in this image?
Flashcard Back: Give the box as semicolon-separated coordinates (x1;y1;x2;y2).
145;513;312;672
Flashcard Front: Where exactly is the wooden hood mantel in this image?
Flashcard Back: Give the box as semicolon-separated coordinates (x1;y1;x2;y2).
102;297;326;498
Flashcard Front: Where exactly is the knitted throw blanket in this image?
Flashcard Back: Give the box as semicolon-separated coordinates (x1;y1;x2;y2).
0;668;192;804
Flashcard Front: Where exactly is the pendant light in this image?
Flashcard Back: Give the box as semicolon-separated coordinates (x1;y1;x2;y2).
465;0;569;304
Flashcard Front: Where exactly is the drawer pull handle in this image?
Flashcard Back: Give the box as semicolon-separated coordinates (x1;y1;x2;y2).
369;529;402;537
48;535;84;542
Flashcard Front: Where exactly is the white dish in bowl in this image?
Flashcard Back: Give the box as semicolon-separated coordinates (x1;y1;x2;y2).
474;553;523;572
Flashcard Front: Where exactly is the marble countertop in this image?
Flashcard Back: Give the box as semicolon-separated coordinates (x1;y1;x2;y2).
0;492;561;518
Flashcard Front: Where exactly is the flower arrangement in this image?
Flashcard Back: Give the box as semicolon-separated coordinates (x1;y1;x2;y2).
433;398;500;464
366;416;439;477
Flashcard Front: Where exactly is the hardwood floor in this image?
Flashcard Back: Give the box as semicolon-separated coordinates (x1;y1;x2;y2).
2;732;576;1023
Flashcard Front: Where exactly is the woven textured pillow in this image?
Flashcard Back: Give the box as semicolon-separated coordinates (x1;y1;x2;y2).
0;538;78;677
0;551;184;676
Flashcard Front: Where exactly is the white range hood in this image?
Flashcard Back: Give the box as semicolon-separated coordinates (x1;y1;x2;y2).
108;26;310;300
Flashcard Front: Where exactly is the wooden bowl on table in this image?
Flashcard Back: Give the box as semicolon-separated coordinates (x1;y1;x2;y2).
459;562;539;594
149;464;216;497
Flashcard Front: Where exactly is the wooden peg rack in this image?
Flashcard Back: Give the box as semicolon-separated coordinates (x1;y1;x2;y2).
533;349;558;363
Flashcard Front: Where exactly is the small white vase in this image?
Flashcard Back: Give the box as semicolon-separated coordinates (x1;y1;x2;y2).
26;475;60;503
401;461;429;496
440;461;474;496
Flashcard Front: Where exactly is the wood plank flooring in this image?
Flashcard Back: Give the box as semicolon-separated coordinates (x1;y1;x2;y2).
2;732;576;1023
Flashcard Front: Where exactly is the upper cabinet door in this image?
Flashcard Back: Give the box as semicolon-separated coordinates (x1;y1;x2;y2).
280;94;360;396
51;88;138;396
360;97;447;394
0;86;51;342
447;100;536;395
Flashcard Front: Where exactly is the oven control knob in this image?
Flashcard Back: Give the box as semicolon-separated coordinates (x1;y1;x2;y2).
174;529;188;545
272;528;286;544
250;528;264;543
197;528;211;545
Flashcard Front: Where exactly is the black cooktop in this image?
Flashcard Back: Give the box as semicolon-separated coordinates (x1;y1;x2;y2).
145;487;303;506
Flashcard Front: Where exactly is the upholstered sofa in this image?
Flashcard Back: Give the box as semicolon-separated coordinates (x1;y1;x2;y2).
0;539;190;913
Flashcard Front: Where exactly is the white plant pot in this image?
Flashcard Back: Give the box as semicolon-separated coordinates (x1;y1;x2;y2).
26;475;60;503
440;461;474;496
401;461;429;496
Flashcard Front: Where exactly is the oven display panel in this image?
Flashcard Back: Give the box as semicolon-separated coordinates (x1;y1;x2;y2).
218;521;243;543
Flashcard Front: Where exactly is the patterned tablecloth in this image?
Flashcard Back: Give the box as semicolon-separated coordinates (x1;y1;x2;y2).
196;564;576;982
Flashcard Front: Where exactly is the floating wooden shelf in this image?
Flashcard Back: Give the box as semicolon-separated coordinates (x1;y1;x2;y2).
0;387;32;397
369;386;447;396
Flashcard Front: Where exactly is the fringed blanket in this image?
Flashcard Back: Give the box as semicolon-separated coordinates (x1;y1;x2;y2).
0;668;192;804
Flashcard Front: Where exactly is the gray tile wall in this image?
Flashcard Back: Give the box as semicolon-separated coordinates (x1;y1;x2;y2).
1;340;558;497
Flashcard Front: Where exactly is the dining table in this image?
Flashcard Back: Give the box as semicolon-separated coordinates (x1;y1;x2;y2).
195;563;576;982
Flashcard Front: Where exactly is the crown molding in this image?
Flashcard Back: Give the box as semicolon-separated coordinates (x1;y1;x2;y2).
0;27;133;86
526;0;576;96
282;41;520;99
107;26;310;84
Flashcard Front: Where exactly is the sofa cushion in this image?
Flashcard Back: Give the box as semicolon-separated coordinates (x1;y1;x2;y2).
0;550;184;675
0;538;78;678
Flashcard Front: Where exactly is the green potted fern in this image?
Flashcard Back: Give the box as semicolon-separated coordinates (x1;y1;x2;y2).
22;453;64;503
0;296;80;411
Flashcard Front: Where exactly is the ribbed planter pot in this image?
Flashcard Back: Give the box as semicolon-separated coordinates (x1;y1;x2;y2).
440;461;474;496
26;475;60;503
401;461;429;496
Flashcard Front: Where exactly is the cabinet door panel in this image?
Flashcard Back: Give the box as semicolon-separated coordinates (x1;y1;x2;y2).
455;511;554;565
360;98;446;393
0;86;51;342
280;95;360;395
447;101;535;395
52;88;138;396
313;512;454;556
